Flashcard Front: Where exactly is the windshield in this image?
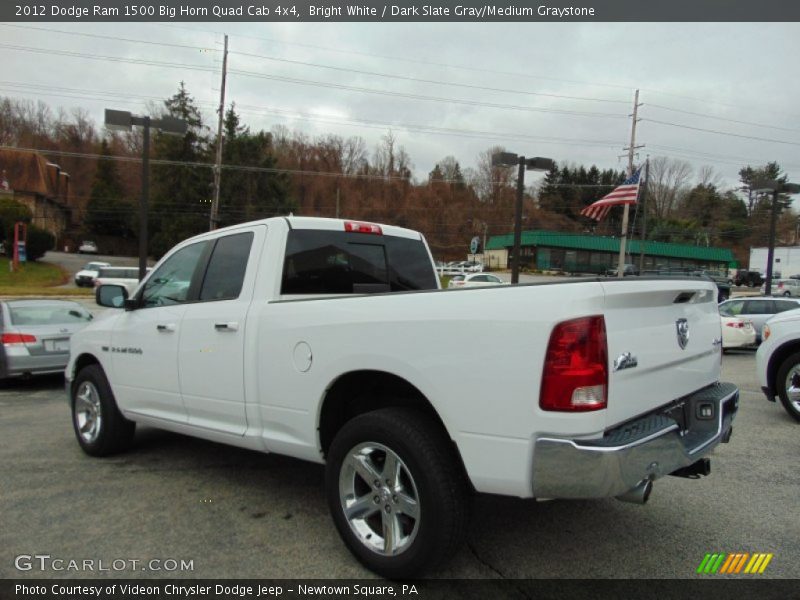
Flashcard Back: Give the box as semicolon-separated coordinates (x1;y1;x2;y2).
9;303;92;325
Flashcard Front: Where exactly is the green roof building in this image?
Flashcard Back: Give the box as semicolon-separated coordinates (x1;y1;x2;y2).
484;230;734;274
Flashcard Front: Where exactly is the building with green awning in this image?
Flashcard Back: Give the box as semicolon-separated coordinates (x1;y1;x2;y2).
484;230;734;274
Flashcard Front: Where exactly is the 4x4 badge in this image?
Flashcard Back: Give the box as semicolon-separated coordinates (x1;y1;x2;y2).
676;318;689;349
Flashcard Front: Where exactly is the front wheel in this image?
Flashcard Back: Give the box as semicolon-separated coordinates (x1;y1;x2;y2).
325;408;469;578
776;353;800;422
71;364;136;455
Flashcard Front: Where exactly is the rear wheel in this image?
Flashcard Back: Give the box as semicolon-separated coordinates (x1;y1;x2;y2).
325;408;469;578
71;364;136;455
776;352;800;422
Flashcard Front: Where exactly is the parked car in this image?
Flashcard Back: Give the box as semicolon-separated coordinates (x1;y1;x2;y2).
760;278;800;297
78;241;99;254
448;273;507;288
756;307;800;421
0;299;92;379
94;267;149;297
733;270;763;287
718;297;800;343
606;263;639;277
720;315;756;350
70;216;736;578
74;261;111;287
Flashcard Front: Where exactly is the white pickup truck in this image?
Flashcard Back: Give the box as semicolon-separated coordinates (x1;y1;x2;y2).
66;216;738;578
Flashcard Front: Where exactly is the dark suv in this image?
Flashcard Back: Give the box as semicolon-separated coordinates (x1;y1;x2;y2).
734;270;763;288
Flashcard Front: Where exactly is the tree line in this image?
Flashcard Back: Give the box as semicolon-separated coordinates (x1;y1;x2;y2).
0;85;794;265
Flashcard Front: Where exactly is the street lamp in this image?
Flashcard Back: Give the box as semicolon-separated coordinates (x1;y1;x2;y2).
104;109;187;281
492;152;554;284
753;179;800;296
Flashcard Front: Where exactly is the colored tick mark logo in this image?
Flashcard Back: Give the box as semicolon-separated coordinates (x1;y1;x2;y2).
697;552;773;574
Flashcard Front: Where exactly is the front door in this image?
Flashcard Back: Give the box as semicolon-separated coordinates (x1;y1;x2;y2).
111;240;209;423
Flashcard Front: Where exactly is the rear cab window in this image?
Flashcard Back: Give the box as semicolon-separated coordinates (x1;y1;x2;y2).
281;229;437;295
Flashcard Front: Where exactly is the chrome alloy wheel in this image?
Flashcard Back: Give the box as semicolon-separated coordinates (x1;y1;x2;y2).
784;367;800;411
74;381;103;444
338;442;420;556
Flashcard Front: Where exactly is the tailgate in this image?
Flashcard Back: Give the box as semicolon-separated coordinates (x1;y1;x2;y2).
601;278;721;427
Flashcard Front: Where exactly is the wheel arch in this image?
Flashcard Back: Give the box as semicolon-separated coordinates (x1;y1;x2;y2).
70;353;103;393
767;340;800;395
317;370;470;487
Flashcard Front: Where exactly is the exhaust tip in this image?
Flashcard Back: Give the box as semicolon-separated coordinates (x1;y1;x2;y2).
615;479;653;505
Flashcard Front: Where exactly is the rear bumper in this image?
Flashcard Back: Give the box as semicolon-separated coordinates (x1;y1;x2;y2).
1;353;70;378
532;382;738;499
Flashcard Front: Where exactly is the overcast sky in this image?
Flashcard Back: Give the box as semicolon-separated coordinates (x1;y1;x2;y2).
2;21;800;190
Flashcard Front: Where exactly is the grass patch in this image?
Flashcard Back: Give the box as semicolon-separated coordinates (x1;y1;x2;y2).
0;260;91;296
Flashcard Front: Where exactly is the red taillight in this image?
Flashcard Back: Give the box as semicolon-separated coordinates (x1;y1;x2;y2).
540;316;608;412
2;333;36;345
725;321;745;329
344;221;382;235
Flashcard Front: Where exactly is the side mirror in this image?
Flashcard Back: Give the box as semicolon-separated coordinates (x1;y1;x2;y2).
96;284;129;309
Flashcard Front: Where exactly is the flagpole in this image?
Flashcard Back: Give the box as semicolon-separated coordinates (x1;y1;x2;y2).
617;89;642;278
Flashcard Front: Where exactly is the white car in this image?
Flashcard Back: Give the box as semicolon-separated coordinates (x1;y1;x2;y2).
721;315;756;350
756;307;800;422
74;261;111;287
448;273;507;288
78;241;99;254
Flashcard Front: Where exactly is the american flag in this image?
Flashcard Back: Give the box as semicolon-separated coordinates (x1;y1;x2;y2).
580;167;642;221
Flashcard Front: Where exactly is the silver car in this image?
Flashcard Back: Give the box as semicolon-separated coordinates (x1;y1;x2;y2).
718;297;800;343
0;300;93;379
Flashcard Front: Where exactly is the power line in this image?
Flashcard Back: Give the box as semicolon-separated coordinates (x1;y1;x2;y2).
229;69;629;119
0;83;625;148
645;103;800;134
0;43;218;73
232;50;630;105
158;23;637;94
0;24;220;53
641;118;800;147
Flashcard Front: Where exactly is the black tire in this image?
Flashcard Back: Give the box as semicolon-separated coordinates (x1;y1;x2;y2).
71;364;136;455
775;352;800;422
325;408;469;578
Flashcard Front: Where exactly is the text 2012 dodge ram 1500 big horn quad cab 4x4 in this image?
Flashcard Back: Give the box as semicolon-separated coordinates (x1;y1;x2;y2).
66;216;738;578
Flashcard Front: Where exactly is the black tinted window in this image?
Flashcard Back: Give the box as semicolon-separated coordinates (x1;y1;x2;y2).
774;300;799;313
744;300;774;314
199;232;254;301
281;230;437;294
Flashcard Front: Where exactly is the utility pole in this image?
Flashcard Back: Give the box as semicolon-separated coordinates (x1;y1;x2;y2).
140;116;150;281
638;156;650;272
617;89;644;278
335;185;340;219
210;33;228;231
511;156;526;284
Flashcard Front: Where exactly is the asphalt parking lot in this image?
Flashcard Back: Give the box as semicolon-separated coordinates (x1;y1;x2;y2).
0;347;798;581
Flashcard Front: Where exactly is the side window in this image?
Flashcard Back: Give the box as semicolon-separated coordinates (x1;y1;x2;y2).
774;300;799;313
142;241;207;308
743;300;773;314
199;232;254;301
719;300;743;316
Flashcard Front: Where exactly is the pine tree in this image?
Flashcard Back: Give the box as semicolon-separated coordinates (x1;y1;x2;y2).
85;139;132;237
149;82;212;258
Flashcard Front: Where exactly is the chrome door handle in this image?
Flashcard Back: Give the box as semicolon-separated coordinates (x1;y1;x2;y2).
214;322;239;332
156;324;176;332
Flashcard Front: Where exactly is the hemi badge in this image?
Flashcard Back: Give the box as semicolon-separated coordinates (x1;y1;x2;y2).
613;352;638;372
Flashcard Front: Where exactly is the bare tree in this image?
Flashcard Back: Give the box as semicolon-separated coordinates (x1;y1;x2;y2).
697;164;722;188
470;146;515;204
648;156;693;220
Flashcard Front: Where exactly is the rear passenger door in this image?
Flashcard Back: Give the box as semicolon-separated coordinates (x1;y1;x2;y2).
178;226;263;436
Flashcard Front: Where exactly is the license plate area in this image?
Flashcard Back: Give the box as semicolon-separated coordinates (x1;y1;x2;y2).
44;339;70;352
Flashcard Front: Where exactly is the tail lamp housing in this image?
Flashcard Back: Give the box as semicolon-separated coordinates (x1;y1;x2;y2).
540;315;608;412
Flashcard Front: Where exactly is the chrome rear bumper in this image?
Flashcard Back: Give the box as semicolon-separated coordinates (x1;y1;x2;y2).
532;382;738;499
